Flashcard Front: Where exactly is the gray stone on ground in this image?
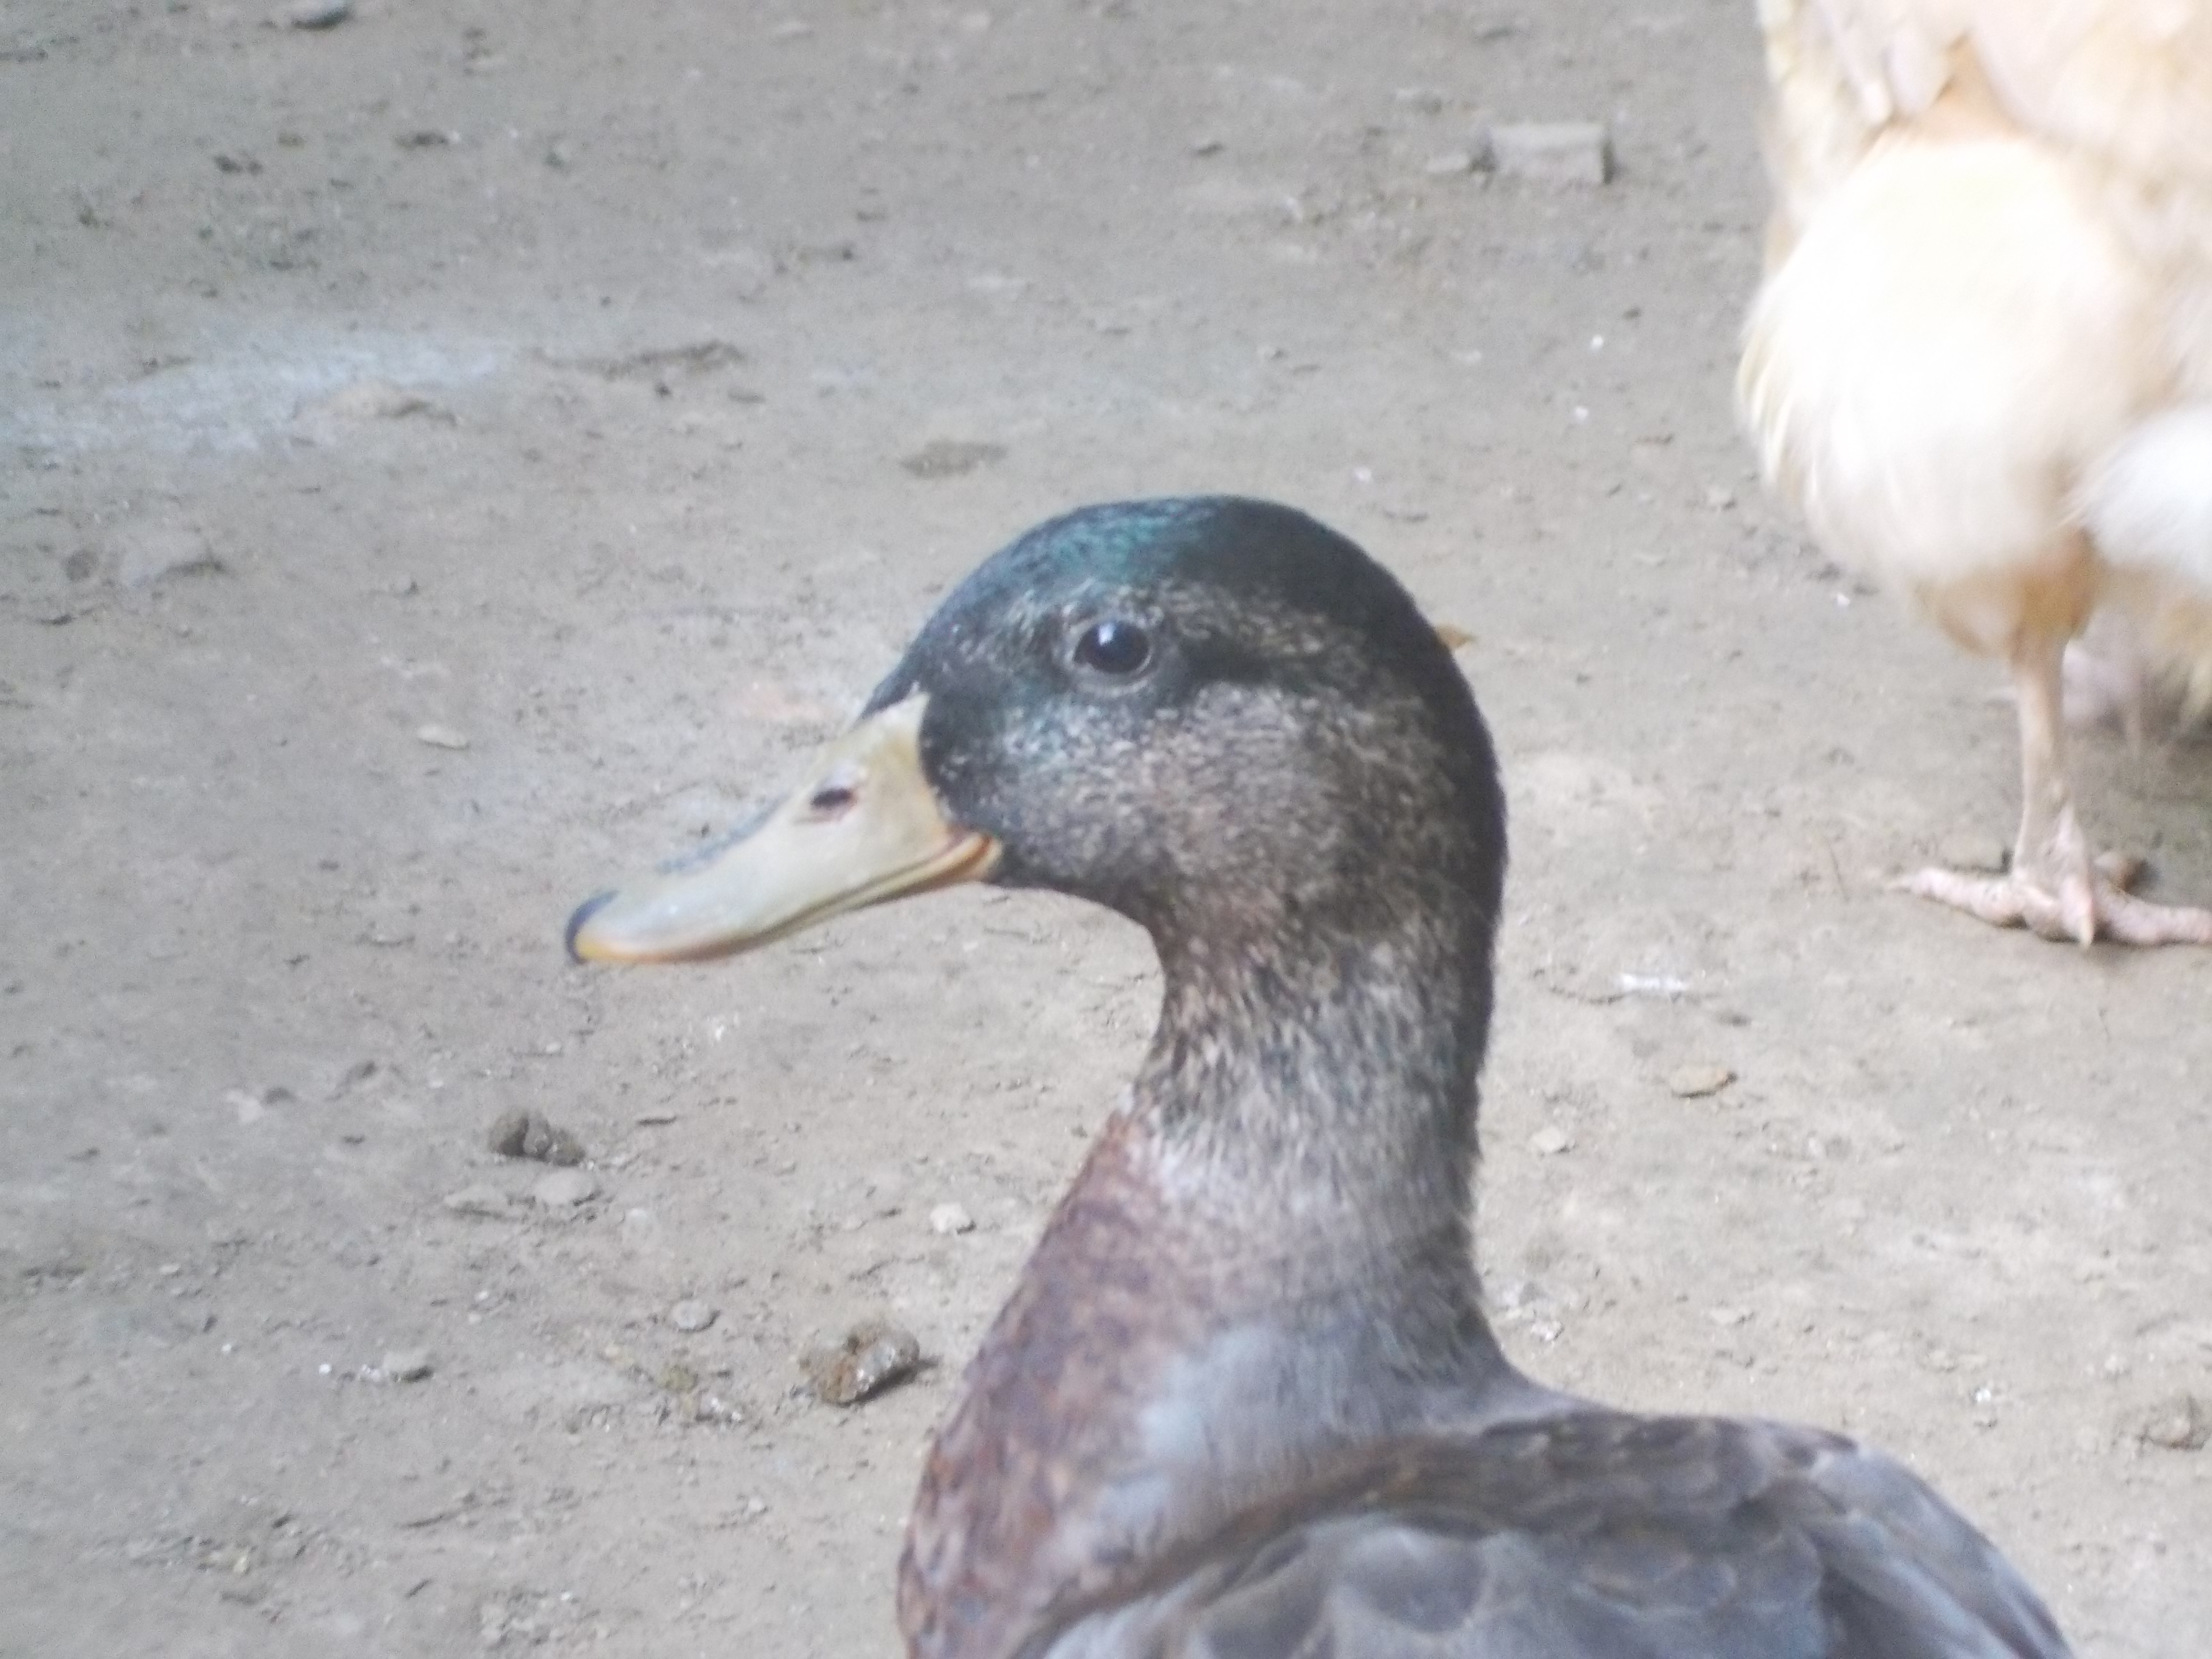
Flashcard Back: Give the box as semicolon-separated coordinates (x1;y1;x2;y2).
1667;1062;1736;1099
2129;1393;2210;1452
532;1168;597;1209
486;1107;584;1165
442;1184;514;1219
1490;121;1611;185
670;1299;718;1333
114;524;224;588
318;378;445;421
486;1109;533;1156
900;439;1004;479
382;1348;433;1382
524;1117;585;1166
801;1319;923;1407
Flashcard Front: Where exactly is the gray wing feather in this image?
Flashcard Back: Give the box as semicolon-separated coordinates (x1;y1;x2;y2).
1034;1414;2070;1659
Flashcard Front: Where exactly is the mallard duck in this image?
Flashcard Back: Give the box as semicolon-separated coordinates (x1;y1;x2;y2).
569;499;2070;1657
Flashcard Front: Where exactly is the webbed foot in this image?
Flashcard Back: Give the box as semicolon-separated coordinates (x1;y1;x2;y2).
1902;853;2212;946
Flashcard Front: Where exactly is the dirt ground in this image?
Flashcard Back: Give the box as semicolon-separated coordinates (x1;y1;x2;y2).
4;0;2209;1654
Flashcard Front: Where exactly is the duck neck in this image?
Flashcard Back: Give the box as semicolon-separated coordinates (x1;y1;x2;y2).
1131;908;1490;1299
898;903;1520;1659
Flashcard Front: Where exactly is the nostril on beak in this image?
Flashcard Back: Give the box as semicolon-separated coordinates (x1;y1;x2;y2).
808;782;856;815
565;890;619;963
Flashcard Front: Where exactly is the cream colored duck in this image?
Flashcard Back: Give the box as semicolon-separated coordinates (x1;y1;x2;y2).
571;498;2070;1657
1741;0;2212;944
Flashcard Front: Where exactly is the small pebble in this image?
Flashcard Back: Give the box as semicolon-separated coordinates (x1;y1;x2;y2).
113;524;223;589
487;1107;584;1164
1490;120;1611;186
928;1202;975;1236
801;1319;923;1407
532;1168;597;1209
1422;150;1479;177
313;380;447;423
486;1108;532;1157
1528;1125;1573;1156
1667;1063;1736;1099
900;439;1005;479
2128;1393;2210;1452
525;1120;585;1165
442;1184;513;1219
288;0;350;26
416;723;470;751
382;1348;433;1382
670;1299;718;1333
686;1391;739;1424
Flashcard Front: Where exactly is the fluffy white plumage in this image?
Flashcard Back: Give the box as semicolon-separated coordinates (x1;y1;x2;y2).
1740;0;2212;944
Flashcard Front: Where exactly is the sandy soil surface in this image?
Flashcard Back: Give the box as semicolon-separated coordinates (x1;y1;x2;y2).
4;1;2210;1654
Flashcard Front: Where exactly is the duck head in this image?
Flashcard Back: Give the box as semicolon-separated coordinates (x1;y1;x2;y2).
568;497;1504;989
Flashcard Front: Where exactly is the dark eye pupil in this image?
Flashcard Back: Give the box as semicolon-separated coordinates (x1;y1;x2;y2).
1076;619;1152;676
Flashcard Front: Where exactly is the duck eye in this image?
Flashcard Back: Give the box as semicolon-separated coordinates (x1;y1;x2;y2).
1073;619;1153;677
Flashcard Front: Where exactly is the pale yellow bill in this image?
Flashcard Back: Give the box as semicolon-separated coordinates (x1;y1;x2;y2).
566;695;1000;964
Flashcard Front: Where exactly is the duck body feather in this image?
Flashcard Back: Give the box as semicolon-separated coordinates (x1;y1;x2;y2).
921;1116;2065;1659
1034;1418;2062;1657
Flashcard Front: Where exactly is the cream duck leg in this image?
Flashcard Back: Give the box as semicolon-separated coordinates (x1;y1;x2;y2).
1900;626;2212;946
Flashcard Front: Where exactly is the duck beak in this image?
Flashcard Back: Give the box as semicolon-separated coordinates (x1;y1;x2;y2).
565;695;1000;965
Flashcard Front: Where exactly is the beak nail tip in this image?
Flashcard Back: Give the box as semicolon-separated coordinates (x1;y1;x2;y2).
565;890;617;964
